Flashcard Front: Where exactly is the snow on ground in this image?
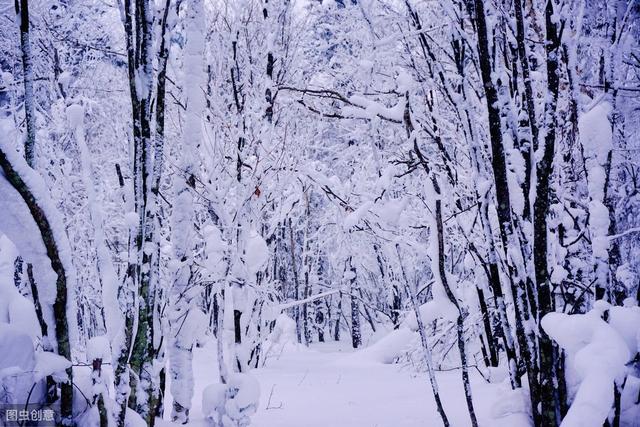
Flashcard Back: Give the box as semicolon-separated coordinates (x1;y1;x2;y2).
160;338;527;427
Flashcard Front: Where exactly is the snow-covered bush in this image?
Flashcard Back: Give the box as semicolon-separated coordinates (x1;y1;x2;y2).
202;373;260;427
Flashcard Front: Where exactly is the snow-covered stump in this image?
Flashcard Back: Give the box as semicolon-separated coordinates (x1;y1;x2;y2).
168;304;207;424
87;336;111;427
169;344;194;424
90;358;108;427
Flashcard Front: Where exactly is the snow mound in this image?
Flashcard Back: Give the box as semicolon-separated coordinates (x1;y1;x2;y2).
202;382;227;421
224;373;260;423
345;327;417;365
490;384;531;420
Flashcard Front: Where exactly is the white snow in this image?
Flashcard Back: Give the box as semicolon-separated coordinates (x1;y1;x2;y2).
376;197;408;226
266;313;297;346
347;327;417;364
87;335;112;363
34;351;72;382
244;228;269;278
159;337;526;427
342;96;405;122
579;102;613;166
343;201;373;229
0;237;41;342
578;101;614;288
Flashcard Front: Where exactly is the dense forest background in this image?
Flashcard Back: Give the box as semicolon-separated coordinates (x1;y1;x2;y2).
0;0;639;426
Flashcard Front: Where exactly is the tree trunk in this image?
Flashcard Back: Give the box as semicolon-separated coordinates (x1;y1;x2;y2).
288;218;303;344
348;257;362;349
405;91;478;426
472;1;542;417
334;294;342;341
533;1;562;425
396;244;450;427
16;0;36;167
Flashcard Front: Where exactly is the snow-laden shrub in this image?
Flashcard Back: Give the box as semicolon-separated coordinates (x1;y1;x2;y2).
398;303;486;374
202;373;260;427
260;313;298;366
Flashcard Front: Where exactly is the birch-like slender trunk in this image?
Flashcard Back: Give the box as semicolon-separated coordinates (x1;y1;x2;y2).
115;0;164;423
403;88;478;426
396;245;450;427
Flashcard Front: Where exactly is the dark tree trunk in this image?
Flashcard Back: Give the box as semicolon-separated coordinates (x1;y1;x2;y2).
334;293;342;341
476;286;499;367
396;244;450;427
405;93;478;426
11;0;74;420
533;1;563;425
288;218;303;344
433;180;478;427
472;0;542;418
348;257;362;349
16;0;35;167
513;0;537;221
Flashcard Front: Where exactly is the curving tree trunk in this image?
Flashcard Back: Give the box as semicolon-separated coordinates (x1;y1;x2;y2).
0;147;73;425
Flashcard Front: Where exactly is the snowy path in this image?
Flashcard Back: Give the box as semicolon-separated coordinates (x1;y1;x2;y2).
160;340;527;427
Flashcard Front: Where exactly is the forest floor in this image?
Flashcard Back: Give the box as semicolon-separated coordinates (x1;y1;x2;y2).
159;337;529;427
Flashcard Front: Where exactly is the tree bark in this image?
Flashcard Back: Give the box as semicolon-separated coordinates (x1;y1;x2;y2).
348;257;361;349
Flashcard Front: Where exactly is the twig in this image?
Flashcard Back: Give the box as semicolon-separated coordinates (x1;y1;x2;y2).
297;370;309;386
265;384;283;410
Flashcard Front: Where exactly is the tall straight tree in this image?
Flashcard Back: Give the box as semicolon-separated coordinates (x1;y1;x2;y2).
533;0;563;424
113;0;168;424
